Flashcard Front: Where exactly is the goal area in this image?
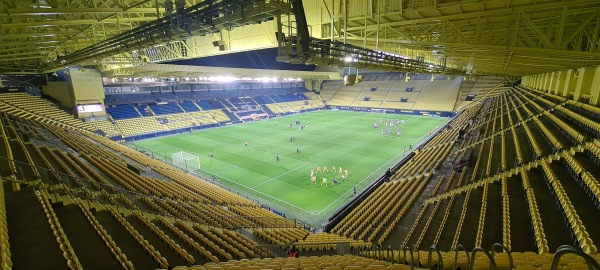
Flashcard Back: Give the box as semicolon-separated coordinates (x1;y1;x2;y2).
171;151;200;171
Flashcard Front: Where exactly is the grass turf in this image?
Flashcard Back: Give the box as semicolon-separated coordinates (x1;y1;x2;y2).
129;110;448;226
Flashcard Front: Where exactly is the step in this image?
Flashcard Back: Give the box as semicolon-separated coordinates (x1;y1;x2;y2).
5;187;67;270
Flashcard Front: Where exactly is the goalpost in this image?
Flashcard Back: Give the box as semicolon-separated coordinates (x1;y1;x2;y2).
371;108;387;114
171;151;200;171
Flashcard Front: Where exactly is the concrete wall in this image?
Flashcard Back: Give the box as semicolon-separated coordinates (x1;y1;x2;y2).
43;68;106;118
42;81;72;107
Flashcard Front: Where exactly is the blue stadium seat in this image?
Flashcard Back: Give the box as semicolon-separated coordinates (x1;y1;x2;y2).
179;101;200;112
149;103;184;115
106;105;141;119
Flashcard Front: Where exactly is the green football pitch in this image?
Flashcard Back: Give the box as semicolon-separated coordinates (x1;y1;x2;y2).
129;110;449;226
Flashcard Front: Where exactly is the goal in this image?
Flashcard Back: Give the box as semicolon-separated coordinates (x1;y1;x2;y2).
171;151;200;171
371;108;387;114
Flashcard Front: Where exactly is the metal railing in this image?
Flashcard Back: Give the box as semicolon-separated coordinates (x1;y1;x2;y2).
356;243;598;270
254;242;355;259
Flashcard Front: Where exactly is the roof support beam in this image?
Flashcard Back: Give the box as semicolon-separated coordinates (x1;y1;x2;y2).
445;19;471;44
517;26;537;48
561;10;599;48
0;55;46;62
3;8;164;15
345;36;600;59
345;0;600;31
554;7;567;48
0;17;156;28
520;12;553;49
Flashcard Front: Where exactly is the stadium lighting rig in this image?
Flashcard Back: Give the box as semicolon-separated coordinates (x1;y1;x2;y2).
40;0;292;72
277;36;466;76
272;0;467;76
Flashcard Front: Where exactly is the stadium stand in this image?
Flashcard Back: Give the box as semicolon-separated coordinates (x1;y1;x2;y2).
454;77;506;111
327;83;365;107
319;78;478;113
196;100;216;110
219;109;240;122
179;101;202;112
150;103;185;115
136;105;154;116
253;95;275;104
1;0;600;266
1;80;599;270
210;110;233;123
106;105;142;119
304;92;325;109
320;81;344;102
0;176;11;270
0;92;92;131
412;80;462;112
116;117;169;137
87;119;122;137
40;89;319;139
189;111;219;126
162;114;201;130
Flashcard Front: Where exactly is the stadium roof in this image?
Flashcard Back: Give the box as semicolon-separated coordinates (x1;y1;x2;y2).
0;0;599;76
101;63;340;80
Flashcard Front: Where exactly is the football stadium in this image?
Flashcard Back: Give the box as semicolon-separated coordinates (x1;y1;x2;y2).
0;0;599;269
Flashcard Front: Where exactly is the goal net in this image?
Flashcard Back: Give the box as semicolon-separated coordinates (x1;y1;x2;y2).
171;151;200;171
371;108;387;114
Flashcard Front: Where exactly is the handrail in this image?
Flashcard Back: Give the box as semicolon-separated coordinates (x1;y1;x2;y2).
454;244;471;270
254;241;354;259
402;245;415;270
413;244;420;268
551;245;600;270
470;247;498;270
427;245;444;270
490;243;513;270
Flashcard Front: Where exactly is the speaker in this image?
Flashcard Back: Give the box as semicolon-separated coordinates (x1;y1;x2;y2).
401;97;408;102
212;40;228;51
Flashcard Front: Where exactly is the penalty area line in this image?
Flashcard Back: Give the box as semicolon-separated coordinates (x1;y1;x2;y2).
252;163;310;189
